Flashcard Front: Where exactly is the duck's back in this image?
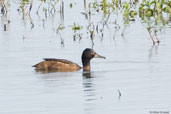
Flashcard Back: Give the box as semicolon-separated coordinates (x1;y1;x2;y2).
33;58;81;72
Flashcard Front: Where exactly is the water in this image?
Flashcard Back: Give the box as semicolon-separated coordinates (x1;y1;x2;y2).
0;0;171;114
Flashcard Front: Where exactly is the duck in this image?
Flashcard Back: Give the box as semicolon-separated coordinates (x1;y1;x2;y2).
33;48;105;72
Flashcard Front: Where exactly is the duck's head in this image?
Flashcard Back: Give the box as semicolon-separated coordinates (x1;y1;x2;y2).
81;48;105;71
82;48;106;60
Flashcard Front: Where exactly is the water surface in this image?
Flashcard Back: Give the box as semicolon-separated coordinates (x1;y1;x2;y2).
0;0;171;114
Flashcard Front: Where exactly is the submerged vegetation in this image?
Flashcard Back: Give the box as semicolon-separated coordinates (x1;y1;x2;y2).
0;0;170;45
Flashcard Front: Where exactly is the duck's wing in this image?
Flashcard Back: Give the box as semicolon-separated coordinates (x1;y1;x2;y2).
43;58;75;64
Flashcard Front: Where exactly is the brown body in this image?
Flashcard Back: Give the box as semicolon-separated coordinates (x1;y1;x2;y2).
33;58;81;72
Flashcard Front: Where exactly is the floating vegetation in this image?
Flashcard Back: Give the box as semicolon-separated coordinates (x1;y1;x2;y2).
72;23;83;31
0;0;170;45
137;0;170;45
72;23;83;42
86;0;170;45
69;3;72;8
58;24;65;30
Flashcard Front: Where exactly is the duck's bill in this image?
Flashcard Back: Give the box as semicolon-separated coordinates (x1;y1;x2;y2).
94;53;106;59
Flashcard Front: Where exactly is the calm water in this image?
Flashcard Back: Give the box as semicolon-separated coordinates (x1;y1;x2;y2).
0;0;171;114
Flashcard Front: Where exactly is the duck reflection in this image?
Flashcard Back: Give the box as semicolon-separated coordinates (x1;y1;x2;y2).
82;71;92;78
82;72;97;114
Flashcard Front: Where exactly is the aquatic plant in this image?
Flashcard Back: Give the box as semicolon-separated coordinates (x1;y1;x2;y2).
86;0;170;45
0;0;8;16
71;23;83;41
0;0;170;45
137;0;170;44
20;0;34;28
72;23;83;31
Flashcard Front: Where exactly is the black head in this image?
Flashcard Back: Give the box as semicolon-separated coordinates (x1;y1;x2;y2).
81;48;105;71
81;48;105;62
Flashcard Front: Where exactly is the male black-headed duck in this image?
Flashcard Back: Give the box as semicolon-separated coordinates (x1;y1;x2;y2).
33;48;105;72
